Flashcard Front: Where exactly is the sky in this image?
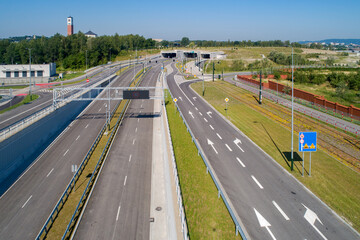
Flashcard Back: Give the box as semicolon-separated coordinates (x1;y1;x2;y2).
1;0;360;42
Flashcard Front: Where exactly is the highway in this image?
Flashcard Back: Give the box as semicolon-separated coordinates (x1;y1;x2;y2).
0;65;143;239
73;63;163;239
166;62;359;240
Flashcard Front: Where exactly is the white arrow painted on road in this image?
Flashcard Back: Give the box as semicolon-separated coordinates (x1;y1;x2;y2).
254;208;277;240
207;111;213;118
302;204;328;240
234;138;244;152
207;139;218;154
189;111;194;118
179;97;182;101
193;97;197;101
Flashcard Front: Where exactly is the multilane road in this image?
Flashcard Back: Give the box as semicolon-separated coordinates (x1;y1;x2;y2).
73;63;163;239
166;62;359;240
0;65;143;239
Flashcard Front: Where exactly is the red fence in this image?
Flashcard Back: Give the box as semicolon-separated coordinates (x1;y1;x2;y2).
237;75;360;118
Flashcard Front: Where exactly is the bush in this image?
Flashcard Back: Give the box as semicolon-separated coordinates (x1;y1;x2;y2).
274;71;281;80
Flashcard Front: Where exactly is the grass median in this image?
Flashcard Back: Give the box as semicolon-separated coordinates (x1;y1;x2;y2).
192;80;360;232
0;94;39;114
165;90;241;240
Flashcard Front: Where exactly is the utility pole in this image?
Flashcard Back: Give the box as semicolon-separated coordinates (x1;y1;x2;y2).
259;70;262;104
202;73;205;96
291;47;294;171
28;48;32;99
212;61;215;82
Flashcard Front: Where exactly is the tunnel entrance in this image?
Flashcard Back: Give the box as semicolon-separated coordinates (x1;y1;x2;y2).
161;52;177;58
184;52;197;58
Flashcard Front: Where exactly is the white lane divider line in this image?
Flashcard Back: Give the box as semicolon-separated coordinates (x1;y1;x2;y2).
63;149;69;156
225;144;232;152
216;133;222;139
199;112;203;116
116;205;121;221
204;118;208;123
251;175;264;189
209;125;214;130
236;157;245;167
129;155;132;162
76;135;80;141
98;108;102;112
272;201;290;221
46;168;54;178
133;139;136;145
138;118;140;122
195;107;198;110
135;127;138;133
124;176;127;186
22;195;32;208
85;124;89;128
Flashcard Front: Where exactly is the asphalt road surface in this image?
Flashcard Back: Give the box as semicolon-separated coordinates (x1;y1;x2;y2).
166;62;359;240
73;63;163;240
0;66;143;239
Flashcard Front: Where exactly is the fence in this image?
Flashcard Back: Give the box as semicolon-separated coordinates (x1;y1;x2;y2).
166;74;248;239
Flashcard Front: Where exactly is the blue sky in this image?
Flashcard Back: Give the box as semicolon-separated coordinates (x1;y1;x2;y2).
1;0;360;41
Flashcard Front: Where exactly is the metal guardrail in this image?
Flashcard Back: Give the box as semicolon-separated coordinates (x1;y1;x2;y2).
162;73;189;240
166;74;248;239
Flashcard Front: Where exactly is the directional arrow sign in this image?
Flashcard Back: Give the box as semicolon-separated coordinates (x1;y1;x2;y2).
207;111;213;118
254;208;277;240
207;139;218;154
189;111;194;119
234;138;244;152
302;204;328;240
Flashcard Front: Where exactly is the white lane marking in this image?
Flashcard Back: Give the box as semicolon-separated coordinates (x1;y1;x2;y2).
133;139;136;145
124;176;127;186
63;149;69;156
209;125;214;130
234;138;244;152
46;168;54;177
140;110;142;113
251;175;264;189
76;135;80;141
116;205;121;221
93;116;95;119
135;127;138;133
302;204;328;240
225;144;232;152
254;208;277;240
98;108;102;112
216;133;222;139
207;139;218;154
189;111;194;118
176;84;194;106
199;112;203;116
141;104;143;108
236;157;245;167
137;119;140;122
272;201;290;221
85;124;89;128
195;107;198;110
204;118;208;123
129;155;132;162
207;111;213;118
22;195;32;208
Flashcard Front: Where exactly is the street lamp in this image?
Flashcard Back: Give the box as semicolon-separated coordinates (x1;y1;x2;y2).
28;48;32;97
291;47;294;171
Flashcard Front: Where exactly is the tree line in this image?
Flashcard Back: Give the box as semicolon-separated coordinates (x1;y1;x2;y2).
0;32;156;70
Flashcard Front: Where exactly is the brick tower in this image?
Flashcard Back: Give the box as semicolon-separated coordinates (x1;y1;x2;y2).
67;16;73;36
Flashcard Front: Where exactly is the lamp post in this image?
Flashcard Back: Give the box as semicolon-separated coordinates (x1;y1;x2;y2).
202;73;205;96
28;48;32;99
291;47;294;171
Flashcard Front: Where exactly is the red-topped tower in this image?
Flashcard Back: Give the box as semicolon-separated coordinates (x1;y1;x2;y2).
67;16;73;36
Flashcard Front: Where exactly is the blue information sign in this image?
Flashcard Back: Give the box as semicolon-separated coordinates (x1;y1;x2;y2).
299;132;317;152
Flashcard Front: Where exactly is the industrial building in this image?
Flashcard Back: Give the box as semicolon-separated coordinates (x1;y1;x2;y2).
0;63;56;85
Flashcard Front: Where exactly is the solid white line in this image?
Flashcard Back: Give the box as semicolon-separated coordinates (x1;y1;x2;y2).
135;127;137;133
176;82;194;106
76;135;80;141
98;108;102;112
124;176;127;186
199;112;203;116
236;157;245;167
85;124;89;128
251;175;264;189
216;133;222;139
116;205;121;221
209;125;214;130
272;201;290;221
46;168;54;177
22;195;32;208
204;118;208;122
63;149;69;156
225;144;232;152
129;155;132;162
133;139;136;145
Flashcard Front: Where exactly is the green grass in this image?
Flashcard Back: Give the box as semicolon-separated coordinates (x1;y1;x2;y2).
56;72;85;81
165;90;241;240
0;85;28;89
192;81;360;232
0;94;39;114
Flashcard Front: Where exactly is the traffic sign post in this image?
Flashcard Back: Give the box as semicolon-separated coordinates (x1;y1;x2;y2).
299;132;317;176
225;98;229;118
173;98;178;114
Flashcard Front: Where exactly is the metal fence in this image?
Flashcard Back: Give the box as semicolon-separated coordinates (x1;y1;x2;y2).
166;74;248;239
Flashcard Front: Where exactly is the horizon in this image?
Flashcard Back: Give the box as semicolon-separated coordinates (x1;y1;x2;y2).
1;0;360;41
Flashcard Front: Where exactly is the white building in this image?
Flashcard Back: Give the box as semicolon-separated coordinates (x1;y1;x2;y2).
0;63;56;85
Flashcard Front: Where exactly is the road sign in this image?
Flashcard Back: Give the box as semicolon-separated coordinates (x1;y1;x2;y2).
86;79;89;82
123;90;149;99
225;98;229;102
299;132;317;152
173;98;178;103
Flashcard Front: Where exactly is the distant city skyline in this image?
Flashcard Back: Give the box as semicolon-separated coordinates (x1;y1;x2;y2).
1;0;360;42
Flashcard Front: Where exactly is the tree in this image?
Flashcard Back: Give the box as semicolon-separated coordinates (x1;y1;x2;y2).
181;37;190;47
